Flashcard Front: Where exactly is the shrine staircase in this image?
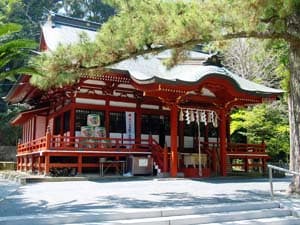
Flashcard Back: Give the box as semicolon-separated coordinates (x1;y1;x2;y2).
1;201;300;224
150;140;166;177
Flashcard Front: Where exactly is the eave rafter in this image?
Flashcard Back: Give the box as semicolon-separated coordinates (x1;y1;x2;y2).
224;97;261;110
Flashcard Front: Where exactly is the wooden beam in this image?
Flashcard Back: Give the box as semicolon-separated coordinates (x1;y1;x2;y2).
219;109;227;176
170;104;178;177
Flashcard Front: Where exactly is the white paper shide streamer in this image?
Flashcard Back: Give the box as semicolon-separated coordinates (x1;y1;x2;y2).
180;108;219;177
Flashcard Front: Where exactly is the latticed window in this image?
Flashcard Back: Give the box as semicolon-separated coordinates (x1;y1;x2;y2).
109;112;126;133
75;109;105;131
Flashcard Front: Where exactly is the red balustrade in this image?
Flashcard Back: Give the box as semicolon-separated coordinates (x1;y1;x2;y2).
17;135;157;154
227;143;267;155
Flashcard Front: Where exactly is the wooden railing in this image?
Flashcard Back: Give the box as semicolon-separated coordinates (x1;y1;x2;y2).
17;136;47;153
17;134;154;154
227;143;267;155
150;138;168;172
17;135;267;158
48;136;151;152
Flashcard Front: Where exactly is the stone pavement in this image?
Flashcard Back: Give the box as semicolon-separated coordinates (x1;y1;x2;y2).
0;178;19;202
0;176;299;218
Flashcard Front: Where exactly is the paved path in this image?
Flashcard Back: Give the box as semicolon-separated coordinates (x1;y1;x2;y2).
0;178;19;202
0;177;297;217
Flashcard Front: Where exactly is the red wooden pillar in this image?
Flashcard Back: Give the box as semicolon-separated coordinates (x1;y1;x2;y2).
21;156;24;171
178;121;184;154
46;127;51;150
24;156;27;172
136;103;142;144
18;157;22;171
219;109;227;176
170;104;178;177
226;115;231;143
44;154;50;175
30;155;34;172
78;155;82;174
70;104;75;137
38;156;42;174
105;100;110;138
22;156;25;171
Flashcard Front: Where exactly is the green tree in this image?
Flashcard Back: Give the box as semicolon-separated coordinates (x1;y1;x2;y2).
0;107;21;145
0;23;36;81
0;0;63;40
61;0;115;23
0;22;35;147
0;0;114;40
28;0;300;192
231;103;289;161
221;38;289;162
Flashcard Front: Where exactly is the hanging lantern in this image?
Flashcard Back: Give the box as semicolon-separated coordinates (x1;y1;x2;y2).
179;109;184;121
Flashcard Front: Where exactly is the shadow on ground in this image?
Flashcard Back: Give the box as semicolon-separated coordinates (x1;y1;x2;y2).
0;188;276;217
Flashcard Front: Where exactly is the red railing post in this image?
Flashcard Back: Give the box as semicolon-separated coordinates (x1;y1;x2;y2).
46;126;51;150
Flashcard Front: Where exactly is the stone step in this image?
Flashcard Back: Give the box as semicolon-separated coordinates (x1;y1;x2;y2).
0;201;281;224
94;208;292;225
66;217;300;225
0;201;296;225
202;216;300;225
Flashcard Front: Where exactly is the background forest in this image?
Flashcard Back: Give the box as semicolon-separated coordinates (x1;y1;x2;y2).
0;0;290;162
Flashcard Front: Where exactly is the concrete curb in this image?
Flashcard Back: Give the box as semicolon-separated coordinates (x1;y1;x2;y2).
0;171;158;184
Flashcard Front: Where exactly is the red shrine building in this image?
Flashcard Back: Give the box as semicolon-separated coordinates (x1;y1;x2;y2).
6;14;283;177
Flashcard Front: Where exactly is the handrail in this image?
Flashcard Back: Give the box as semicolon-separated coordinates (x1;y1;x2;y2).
267;164;300;200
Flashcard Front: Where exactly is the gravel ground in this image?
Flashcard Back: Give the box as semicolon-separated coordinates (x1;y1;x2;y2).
0;177;293;217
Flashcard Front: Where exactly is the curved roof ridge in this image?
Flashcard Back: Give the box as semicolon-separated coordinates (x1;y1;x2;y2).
111;50;283;96
48;12;101;31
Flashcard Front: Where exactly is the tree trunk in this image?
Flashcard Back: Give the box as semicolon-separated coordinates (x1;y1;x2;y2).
288;43;300;193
